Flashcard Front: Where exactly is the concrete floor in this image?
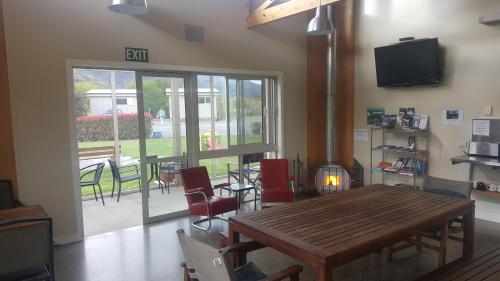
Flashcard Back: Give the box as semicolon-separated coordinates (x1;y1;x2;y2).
82;181;255;236
57;201;500;281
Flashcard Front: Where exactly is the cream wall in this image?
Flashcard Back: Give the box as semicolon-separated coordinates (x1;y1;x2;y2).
2;0;308;241
355;0;500;221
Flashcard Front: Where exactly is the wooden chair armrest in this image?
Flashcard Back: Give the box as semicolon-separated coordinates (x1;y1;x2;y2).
259;265;303;281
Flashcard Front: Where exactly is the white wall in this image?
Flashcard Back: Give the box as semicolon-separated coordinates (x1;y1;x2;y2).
355;0;500;221
3;0;308;241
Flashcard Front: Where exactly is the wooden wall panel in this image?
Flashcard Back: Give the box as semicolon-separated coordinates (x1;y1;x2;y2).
0;0;18;196
307;0;356;186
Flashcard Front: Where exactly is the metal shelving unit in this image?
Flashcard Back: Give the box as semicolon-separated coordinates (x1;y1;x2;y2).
370;127;429;189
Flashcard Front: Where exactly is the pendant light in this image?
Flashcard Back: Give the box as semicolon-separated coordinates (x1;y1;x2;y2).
109;0;149;15
307;1;334;35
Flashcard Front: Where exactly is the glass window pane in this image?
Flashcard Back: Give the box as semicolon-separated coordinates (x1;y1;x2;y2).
198;75;228;151
242;80;264;144
142;76;187;158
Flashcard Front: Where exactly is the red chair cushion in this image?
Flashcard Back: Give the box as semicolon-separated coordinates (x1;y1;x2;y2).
179;167;215;205
189;196;237;216
261;189;294;203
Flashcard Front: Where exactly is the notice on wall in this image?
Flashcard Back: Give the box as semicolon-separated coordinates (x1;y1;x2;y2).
473;119;490;136
441;109;463;125
354;129;369;142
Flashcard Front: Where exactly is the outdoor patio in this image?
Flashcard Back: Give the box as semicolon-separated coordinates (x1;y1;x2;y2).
82;179;256;236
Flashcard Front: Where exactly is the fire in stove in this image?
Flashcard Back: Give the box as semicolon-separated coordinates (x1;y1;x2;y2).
316;165;350;195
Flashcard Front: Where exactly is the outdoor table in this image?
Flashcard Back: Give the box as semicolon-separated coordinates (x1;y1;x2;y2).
228;184;475;281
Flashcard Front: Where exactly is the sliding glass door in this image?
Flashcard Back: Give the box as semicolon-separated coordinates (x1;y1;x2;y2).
136;71;192;222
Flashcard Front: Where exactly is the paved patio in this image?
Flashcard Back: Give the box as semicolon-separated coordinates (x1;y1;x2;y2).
82;180;257;236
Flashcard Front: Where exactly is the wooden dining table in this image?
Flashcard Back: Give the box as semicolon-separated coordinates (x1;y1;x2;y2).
228;184;475;281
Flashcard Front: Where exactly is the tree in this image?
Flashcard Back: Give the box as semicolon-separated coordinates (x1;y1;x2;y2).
74;81;99;117
125;79;171;117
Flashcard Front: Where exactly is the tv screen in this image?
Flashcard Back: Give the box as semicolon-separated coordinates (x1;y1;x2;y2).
374;38;441;87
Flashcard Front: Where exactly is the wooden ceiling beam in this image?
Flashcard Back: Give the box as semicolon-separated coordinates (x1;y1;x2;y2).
247;0;344;28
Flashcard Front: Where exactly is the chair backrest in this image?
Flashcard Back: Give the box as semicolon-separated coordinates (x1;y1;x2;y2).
93;163;105;183
177;229;234;281
179;166;214;205
108;159;120;180
423;176;472;199
0;180;15;210
260;159;289;190
243;153;265;166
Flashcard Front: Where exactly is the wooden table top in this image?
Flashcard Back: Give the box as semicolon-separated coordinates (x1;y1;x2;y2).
230;184;475;265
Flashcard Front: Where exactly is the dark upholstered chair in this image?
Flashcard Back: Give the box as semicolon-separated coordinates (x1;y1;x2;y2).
80;163;105;206
0;180;23;210
387;176;473;267
259;159;294;206
0;217;54;281
177;229;302;281
108;160;141;202
179;166;235;231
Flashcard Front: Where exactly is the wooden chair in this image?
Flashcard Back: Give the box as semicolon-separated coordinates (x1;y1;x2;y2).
80;163;105;206
177;229;302;281
108;159;141;202
387;176;473;267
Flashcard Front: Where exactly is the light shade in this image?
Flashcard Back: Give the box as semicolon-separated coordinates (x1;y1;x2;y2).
109;0;149;15
307;6;334;36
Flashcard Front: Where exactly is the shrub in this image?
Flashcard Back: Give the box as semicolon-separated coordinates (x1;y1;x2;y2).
76;113;153;142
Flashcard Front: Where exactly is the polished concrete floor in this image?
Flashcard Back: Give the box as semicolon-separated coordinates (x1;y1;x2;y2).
57;206;500;281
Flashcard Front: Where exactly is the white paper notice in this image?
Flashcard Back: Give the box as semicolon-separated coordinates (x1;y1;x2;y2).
473;120;490;136
354;129;369;142
441;109;464;125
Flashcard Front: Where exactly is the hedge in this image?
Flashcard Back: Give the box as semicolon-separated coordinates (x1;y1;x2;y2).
76;113;153;142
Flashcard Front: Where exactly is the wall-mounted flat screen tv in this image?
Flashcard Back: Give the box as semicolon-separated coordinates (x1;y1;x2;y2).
374;38;441;87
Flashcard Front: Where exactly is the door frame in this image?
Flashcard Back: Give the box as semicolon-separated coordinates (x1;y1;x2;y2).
66;59;284;242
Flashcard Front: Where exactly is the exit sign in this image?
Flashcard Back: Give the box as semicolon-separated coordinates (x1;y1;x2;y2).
125;47;149;63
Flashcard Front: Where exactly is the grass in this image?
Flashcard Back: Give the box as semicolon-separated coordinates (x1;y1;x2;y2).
78;134;263;197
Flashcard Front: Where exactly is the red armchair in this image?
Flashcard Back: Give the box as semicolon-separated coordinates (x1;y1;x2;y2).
259;159;295;206
179;166;236;231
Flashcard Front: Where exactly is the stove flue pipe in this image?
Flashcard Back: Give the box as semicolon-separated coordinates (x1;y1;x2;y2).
326;5;337;165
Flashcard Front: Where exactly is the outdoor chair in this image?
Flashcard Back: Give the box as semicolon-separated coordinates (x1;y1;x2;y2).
108;159;141;202
0;180;23;210
387;176;473;267
0;216;55;281
177;229;303;281
158;160;187;194
227;153;264;187
179;166;235;231
259;159;295;207
80;163;106;206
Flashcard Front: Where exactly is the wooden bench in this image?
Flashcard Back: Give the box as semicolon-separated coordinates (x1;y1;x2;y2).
419;248;500;281
78;146;117;160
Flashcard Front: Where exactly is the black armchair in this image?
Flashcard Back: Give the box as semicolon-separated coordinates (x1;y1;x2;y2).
0;180;23;210
0;216;54;281
80;163;106;206
108;160;141;202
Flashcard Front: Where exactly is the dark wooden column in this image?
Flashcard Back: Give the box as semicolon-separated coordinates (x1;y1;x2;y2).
307;0;356;186
0;0;18;196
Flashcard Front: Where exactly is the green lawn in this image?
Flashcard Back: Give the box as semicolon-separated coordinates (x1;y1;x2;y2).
79;135;262;197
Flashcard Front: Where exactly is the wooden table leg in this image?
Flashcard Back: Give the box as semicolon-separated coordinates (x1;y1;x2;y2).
228;221;244;267
463;206;475;259
439;222;449;267
317;261;333;281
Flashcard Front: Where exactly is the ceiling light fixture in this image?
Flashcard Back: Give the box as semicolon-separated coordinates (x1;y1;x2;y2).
109;0;149;15
307;1;334;35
